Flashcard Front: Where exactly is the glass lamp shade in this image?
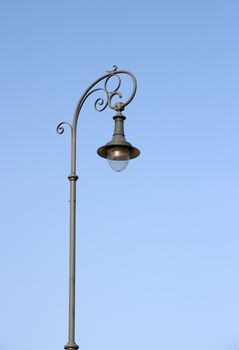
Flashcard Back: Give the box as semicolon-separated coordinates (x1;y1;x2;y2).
107;146;130;172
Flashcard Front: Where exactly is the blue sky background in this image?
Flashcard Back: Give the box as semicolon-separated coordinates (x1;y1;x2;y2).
0;1;239;349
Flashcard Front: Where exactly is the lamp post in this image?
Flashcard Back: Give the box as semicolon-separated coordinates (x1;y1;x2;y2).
57;66;140;350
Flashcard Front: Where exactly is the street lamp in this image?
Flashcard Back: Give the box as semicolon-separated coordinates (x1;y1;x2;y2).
57;66;140;350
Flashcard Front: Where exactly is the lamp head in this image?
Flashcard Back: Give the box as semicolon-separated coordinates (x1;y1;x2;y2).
97;112;140;172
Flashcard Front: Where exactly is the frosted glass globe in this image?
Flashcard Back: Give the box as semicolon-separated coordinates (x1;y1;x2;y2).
107;147;130;172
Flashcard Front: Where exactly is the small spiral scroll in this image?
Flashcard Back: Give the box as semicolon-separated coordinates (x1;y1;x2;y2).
106;65;118;73
83;88;108;112
94;97;108;112
56;122;72;135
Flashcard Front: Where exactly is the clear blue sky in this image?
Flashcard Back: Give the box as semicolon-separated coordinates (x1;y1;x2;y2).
0;1;238;349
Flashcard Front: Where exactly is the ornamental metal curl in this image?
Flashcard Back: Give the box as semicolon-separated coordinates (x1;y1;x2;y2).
56;122;72;134
82;88;108;112
106;65;118;73
75;66;136;116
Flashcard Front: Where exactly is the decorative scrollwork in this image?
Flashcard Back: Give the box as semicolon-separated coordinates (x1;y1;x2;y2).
57;66;137;136
77;67;136;114
56;122;72;134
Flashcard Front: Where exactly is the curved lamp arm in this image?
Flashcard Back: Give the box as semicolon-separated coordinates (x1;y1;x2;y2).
57;65;137;175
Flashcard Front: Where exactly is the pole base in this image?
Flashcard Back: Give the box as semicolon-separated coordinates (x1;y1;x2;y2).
64;342;79;350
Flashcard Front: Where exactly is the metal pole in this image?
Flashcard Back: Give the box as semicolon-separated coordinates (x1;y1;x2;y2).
64;127;79;350
64;176;78;350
